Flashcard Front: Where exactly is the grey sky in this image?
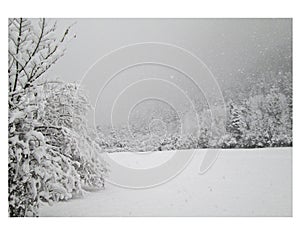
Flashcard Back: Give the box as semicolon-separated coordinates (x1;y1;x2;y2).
48;19;292;125
50;18;291;81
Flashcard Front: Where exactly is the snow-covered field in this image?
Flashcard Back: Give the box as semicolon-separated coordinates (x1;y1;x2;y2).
40;148;292;217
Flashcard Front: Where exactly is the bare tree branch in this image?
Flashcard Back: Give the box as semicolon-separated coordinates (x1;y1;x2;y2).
16;18;45;83
12;18;23;92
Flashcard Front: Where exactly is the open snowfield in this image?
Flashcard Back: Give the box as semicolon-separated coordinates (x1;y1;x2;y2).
40;148;292;217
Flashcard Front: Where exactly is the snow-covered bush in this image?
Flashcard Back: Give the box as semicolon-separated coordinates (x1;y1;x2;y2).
41;81;108;189
9;87;47;216
9;82;108;217
9;86;82;217
8;18;107;217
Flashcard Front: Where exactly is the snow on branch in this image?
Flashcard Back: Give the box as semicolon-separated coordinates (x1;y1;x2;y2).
8;18;75;92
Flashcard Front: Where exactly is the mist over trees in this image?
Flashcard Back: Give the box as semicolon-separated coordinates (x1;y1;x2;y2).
97;41;292;152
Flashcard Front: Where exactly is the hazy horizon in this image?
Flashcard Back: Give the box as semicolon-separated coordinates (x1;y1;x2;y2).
47;18;292;126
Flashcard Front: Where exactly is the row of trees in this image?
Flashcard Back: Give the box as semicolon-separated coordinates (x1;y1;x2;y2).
224;87;292;148
8;18;107;217
97;83;292;152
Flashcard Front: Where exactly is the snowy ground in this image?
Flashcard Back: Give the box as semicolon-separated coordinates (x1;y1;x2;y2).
40;148;292;217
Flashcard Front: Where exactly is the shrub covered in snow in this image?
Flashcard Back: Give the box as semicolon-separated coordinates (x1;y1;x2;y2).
9;82;108;217
8;18;107;217
41;81;108;190
9;87;47;216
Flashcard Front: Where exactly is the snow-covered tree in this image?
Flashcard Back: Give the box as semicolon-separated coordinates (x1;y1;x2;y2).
41;81;108;189
9;86;47;216
8;18;73;93
8;18;107;217
8;18;73;217
226;102;246;146
9;81;108;217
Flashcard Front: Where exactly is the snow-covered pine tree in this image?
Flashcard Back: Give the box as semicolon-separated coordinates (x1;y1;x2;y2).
226;102;246;147
264;87;292;146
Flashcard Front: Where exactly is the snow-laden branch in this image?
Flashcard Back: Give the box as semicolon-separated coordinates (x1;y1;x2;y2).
8;18;75;92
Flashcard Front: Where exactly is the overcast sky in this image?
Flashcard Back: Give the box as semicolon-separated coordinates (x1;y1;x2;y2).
47;19;292;125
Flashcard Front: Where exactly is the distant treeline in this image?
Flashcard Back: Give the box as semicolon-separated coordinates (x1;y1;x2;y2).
97;82;292;152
